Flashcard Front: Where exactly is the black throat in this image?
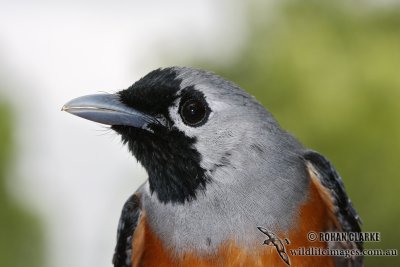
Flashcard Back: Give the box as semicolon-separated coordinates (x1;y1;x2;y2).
112;68;209;204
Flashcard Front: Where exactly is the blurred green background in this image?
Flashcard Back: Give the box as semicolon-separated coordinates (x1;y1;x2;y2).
0;103;44;267
1;0;399;266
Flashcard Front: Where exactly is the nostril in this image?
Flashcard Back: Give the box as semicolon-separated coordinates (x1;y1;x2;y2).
154;114;173;130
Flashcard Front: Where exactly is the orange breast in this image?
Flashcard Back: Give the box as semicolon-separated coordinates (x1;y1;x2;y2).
131;179;336;267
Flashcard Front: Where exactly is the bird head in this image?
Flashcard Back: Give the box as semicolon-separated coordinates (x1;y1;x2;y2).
63;67;292;205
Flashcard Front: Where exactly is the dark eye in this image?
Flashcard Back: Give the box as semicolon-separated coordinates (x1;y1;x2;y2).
179;98;209;127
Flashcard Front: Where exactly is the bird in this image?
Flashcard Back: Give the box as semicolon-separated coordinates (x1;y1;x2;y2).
257;227;291;266
62;67;363;267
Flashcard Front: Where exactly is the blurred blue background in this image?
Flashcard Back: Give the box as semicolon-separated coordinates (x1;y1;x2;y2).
0;0;399;266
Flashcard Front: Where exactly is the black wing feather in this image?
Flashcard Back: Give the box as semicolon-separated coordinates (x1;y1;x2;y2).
304;150;364;267
112;193;142;267
304;151;362;236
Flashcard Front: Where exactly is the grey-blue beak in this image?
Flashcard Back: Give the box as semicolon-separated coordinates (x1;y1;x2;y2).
62;94;159;129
